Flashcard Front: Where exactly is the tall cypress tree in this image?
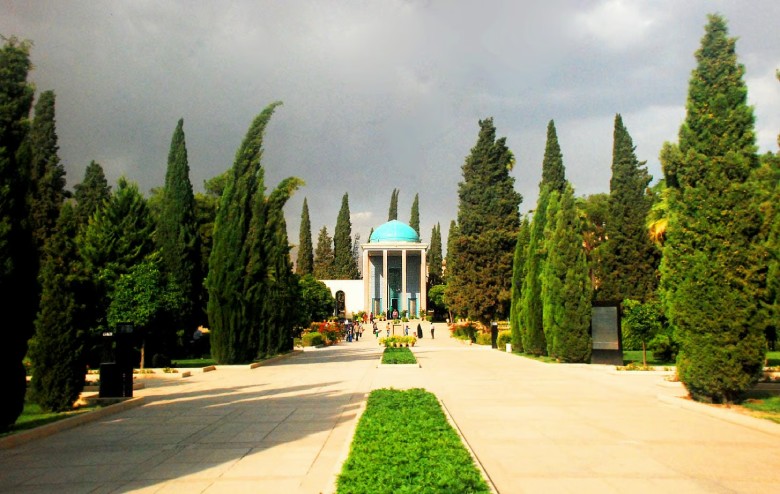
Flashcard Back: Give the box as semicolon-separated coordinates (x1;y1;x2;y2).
388;188;399;221
445;220;458;284
156;118;200;328
541;185;592;362
446;117;521;325
596;115;658;302
313;226;335;279
333;193;359;279
427;223;443;286
26;90;67;256
207;101;302;364
74;161;111;227
0;37;36;430
29;204;89;411
660;15;765;402
522;120;565;355
296;197;314;275
409;193;420;235
510;216;530;352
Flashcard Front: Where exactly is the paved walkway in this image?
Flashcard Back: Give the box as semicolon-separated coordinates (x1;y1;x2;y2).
1;324;779;493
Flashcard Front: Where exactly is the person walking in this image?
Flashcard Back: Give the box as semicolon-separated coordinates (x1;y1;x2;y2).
416;323;423;339
386;322;390;337
404;325;409;336
430;323;435;339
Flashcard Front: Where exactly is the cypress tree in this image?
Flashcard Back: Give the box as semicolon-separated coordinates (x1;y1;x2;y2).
660;15;765;402
26;90;67;256
29;203;89;412
388;188;399;221
313;226;335;279
522;120;565;355
409;193;420;235
596;115;658;302
74;161;111;226
510;216;530;353
445;220;458;284
207;101;303;364
333;193;359;279
541;185;592;362
427;223;443;287
0;37;36;430
156;118;200;329
446;117;521;325
296;197;314;275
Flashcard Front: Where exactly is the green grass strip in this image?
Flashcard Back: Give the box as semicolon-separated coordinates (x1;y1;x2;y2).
337;388;490;494
171;358;217;368
381;347;418;365
741;396;780;424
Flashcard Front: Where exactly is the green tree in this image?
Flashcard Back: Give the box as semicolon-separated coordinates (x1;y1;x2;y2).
596;115;658;302
333;193;359;279
74;161;111;227
194;171;227;321
388;188;399;221
621;299;663;367
660;15;766;403
522;120;566;355
26;90;67;256
313;226;336;279
207;102;302;363
427;284;448;321
541;185;592;362
409;193;420;235
426;223;443;287
28;204;88;412
446;117;521;325
296;197;314;275
0;37;36;430
298;274;335;324
444;220;458;285
577;193;609;288
156;118;200;330
509;216;530;353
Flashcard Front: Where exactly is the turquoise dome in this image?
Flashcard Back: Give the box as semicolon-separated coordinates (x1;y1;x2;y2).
369;220;420;243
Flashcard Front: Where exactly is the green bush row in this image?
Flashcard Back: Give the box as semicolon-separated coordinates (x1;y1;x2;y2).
302;332;324;347
337;388;489;493
378;335;417;347
381;347;417;365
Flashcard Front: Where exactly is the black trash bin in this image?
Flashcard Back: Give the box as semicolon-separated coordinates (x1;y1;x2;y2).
99;362;121;398
490;322;498;349
98;323;135;398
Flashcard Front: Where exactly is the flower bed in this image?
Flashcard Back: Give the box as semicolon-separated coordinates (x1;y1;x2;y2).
377;335;416;347
381;347;417;365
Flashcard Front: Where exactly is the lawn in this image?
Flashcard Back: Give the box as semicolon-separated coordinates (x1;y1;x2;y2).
171;358;217;368
622;350;675;366
2;402;97;437
738;395;780;424
511;351;558;364
337;388;490;494
381;347;417;365
766;351;780;367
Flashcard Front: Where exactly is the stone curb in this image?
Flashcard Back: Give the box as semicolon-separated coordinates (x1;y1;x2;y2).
438;397;499;494
249;349;302;369
657;393;780;437
0;396;146;450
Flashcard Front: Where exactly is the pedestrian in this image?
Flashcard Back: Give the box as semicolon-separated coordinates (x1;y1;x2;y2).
404;325;409;336
430;323;435;339
370;312;374;324
386;322;390;337
416;323;422;339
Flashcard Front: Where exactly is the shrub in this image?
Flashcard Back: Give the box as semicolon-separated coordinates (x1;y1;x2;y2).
649;332;679;362
450;322;478;341
152;354;171;368
302;332;325;347
497;330;511;350
379;336;416;347
381;347;417;364
475;333;492;345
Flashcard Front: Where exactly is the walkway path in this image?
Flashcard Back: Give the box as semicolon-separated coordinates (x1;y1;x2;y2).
1;323;779;493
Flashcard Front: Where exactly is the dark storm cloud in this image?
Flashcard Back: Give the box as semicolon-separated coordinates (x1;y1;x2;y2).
1;0;778;246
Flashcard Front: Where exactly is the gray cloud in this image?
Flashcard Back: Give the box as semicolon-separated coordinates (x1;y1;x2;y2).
2;0;778;248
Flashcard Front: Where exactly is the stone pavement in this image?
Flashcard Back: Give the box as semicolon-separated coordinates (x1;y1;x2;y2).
1;323;779;493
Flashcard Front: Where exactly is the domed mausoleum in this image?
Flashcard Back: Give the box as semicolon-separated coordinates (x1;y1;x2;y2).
362;220;428;317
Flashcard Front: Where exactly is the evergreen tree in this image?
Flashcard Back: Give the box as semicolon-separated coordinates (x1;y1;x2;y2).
522;120;565;355
541;185;592;362
313;226;335;279
207;101;302;364
446;118;521;325
409;193;420;235
660;15;766;402
26;90;67;256
156;118;200;329
426;223;443;287
388;188;399;221
333;193;359;279
74;161;111;227
596;115;658;302
0;37;36;430
352;233;362;277
298;274;336;323
445;220;458;284
29;204;89;412
296;197;314;275
509;216;530;353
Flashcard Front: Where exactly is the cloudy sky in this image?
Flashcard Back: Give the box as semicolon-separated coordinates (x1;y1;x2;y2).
2;1;779;248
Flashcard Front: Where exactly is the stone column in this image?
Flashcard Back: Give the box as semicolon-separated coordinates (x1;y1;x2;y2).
401;249;407;315
382;249;388;314
363;248;370;315
420;247;427;315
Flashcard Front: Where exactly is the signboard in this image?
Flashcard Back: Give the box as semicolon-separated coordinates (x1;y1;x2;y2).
592;306;620;350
